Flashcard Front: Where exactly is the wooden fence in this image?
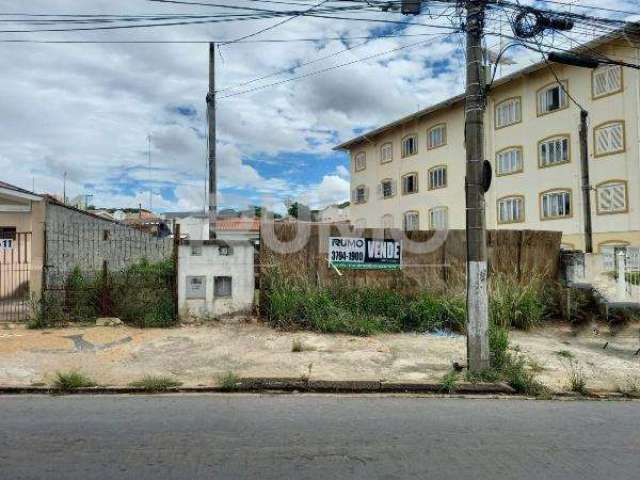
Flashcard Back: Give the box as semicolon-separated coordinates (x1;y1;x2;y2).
260;225;562;294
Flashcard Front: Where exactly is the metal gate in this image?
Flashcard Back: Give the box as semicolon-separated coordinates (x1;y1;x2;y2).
0;232;32;322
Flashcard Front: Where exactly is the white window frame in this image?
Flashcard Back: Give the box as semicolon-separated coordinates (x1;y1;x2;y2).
214;276;232;298
186;276;206;299
496;147;523;176
354;152;366;172
537;81;569;115
495;97;522;129
596;180;627;215
594;121;625;157
428;166;447;190
401;134;418;158
497;196;525;224
427;124;447;150
378;178;396;199
592;65;622;99
380;142;393;164
540;189;572;220
353;185;368;204
401;173;419;195
403;211;419;232
381;214;394;229
429;207;448;230
538;135;570;168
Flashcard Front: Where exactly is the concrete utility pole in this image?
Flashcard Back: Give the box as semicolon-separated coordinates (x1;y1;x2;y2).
207;42;217;240
579;110;593;253
464;0;490;372
400;0;490;371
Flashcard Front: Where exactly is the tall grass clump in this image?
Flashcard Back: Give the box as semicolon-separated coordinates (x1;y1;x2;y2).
53;371;96;390
489;274;547;330
261;268;467;336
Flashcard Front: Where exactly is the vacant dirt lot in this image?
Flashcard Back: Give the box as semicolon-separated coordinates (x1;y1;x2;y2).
0;320;638;392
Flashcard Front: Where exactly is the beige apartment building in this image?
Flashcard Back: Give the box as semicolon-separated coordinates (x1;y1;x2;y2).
336;32;640;256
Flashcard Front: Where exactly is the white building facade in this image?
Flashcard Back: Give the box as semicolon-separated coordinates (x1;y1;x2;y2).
337;32;640;256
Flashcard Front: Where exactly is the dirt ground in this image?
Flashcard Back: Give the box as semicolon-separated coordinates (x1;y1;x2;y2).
0;319;638;392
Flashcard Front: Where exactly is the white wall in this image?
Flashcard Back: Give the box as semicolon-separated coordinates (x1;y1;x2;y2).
178;241;254;319
174;216;209;240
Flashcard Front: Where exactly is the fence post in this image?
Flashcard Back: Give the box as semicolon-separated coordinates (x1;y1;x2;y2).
173;224;180;322
616;251;626;300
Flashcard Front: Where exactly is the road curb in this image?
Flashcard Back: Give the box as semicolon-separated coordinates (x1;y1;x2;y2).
0;378;515;395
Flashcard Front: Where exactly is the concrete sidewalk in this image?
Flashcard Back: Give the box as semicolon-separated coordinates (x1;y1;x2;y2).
0;320;638;392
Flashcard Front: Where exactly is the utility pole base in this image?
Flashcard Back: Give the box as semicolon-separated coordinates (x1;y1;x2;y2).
467;260;491;372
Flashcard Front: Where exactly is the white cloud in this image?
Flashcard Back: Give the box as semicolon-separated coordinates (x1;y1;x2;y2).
1;0;624;212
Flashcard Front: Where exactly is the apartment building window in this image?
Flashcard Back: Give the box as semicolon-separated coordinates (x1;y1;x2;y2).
592;65;622;99
596;180;628;214
599;243;630;271
214;276;232;298
427;124;446;150
539;135;570;168
594;121;625;157
352;185;368;204
401;134;418;158
495;97;521;129
496;147;523;176
381;214;394;228
541;189;572;220
403;211;419;232
354;152;366;172
378;178;396;199
537;81;568;115
380;142;393;164
402;172;419;195
428;166;447;190
429;207;448;230
191;244;203;256
497;196;525;224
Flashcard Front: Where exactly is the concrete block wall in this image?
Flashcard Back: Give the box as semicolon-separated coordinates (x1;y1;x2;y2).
44;202;172;286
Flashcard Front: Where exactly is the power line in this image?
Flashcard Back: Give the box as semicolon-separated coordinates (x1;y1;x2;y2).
221;0;330;45
216;29;445;93
217;32;457;99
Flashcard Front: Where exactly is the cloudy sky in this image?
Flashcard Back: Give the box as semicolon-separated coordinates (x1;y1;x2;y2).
0;0;635;214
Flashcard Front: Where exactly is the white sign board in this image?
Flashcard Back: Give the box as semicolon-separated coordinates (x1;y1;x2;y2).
328;237;401;270
0;238;13;250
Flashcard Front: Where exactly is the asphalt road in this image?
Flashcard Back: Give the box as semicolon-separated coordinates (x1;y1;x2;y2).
0;395;638;480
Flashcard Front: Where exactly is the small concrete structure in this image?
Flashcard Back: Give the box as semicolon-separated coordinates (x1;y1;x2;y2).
178;240;255;320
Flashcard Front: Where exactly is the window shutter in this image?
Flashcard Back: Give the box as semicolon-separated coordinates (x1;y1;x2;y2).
364;186;369;202
599;188;612;212
351;189;356;203
610;124;623;150
376;183;383;200
391;180;397;196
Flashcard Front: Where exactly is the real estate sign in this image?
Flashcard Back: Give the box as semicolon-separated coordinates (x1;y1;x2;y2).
328;237;402;270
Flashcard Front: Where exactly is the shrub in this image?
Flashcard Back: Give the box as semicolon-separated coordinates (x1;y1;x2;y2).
128;375;182;391
440;370;459;393
53;371;96;390
27;292;66;329
110;259;177;328
65;267;98;322
217;371;240;391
